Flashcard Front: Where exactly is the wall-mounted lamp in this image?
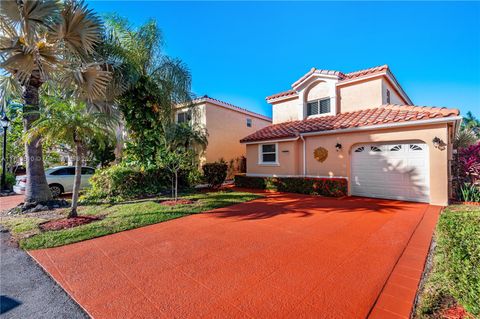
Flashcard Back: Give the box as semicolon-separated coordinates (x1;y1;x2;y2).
432;137;442;148
335;143;342;152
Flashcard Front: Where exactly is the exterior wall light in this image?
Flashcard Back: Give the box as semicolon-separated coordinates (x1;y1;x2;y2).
432;137;446;150
432;137;442;148
335;143;342;152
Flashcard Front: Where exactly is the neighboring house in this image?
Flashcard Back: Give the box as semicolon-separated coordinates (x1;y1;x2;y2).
176;95;271;167
240;65;461;206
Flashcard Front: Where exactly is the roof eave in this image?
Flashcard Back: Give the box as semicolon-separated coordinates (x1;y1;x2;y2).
241;116;462;144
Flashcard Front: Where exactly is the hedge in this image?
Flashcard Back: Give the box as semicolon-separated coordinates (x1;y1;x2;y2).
81;165;189;202
234;175;347;197
202;161;228;189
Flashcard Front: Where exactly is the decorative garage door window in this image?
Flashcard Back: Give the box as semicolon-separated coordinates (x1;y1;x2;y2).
351;143;429;203
410;144;423;151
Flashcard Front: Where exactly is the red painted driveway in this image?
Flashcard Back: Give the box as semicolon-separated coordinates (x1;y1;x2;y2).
29;193;440;318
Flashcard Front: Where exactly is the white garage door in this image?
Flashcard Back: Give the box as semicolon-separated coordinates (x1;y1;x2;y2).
351;143;430;203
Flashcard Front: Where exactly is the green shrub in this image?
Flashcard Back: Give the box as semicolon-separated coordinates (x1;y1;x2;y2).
1;171;16;190
81;165;189;202
435;206;480;315
459;183;480;202
202;161;228;189
234;175;347;197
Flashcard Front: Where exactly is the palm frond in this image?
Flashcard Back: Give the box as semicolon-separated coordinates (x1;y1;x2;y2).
52;0;102;58
454;127;479;149
64;63;111;102
0;74;22;106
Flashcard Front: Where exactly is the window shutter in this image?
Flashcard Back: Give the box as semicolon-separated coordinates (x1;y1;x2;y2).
320;99;330;114
307;101;319;116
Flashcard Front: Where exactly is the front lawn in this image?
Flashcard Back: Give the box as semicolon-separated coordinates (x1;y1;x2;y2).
1;191;261;250
415;204;480;318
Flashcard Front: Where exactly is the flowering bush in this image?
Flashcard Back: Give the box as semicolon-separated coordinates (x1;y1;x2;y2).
454;142;480;202
458;143;480;184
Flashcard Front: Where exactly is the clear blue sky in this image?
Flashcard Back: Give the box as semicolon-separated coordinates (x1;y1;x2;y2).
88;1;480;118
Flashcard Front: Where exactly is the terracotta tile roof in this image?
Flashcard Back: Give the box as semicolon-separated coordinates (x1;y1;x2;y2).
240;105;459;143
341;65;389;80
193;95;271;121
265;89;298;101
266;65;391;101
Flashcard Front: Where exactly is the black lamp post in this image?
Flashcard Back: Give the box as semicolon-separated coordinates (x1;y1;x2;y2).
1;112;10;191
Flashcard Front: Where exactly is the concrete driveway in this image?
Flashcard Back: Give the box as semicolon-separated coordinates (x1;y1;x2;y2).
29;193;440;318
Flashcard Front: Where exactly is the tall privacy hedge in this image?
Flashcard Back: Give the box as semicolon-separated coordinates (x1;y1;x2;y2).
234;175;347;197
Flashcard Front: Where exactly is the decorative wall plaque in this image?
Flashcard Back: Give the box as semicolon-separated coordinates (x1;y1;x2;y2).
314;147;328;163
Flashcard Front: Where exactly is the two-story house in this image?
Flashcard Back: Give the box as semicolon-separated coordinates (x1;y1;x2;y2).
240;65;462;206
176;95;271;171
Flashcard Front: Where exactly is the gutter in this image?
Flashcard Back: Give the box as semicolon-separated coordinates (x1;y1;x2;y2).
299;116;463;138
242;116;462;144
299;134;306;176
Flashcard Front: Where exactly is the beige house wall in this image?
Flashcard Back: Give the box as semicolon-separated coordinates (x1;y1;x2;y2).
338;78;383;113
382;80;407;105
272;98;300;124
246;140;301;176
203;102;271;164
245;123;451;206
306;81;330;101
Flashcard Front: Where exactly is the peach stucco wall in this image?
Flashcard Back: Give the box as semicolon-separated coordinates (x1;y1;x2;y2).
338;78;383;113
272;98;300;124
245;123;451;206
305;81;330;101
382;80;406;105
203;102;271;164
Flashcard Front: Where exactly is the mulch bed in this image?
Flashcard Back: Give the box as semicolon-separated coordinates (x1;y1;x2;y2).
39;216;102;231
159;199;195;206
441;304;475;319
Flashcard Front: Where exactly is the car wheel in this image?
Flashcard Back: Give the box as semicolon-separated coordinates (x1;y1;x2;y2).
49;184;63;197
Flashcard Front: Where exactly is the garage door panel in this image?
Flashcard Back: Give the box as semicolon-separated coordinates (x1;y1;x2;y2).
351;143;429;203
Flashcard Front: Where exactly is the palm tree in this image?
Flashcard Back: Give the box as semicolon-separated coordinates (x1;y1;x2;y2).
25;95;116;217
103;16;194;164
0;0;109;203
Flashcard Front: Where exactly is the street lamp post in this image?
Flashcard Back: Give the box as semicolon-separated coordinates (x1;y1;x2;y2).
1;112;11;192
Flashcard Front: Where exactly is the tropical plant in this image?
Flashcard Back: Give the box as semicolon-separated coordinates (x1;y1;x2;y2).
103;16;196;165
455;111;480;149
25;96;116;217
0;0;109;203
459;183;480;202
156;122;208;200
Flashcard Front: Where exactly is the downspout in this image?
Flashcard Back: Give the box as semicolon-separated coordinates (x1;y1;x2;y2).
299;134;306;176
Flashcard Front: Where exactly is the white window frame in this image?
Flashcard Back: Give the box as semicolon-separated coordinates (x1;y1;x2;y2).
176;110;192;124
246;118;252;127
306;97;331;118
258;143;279;166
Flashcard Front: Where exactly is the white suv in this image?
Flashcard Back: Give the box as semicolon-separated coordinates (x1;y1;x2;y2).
14;166;96;197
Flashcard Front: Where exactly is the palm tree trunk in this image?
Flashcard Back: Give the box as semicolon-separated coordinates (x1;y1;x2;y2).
69;140;83;218
23;72;52;203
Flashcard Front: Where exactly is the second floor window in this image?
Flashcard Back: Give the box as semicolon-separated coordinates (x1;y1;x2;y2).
307;98;330;116
177;110;192;123
246;118;252;127
386;89;391;104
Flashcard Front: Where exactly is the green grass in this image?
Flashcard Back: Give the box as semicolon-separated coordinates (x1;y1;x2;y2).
2;217;47;235
415;204;480;318
3;191;261;250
